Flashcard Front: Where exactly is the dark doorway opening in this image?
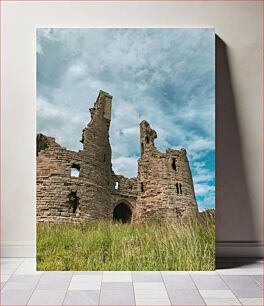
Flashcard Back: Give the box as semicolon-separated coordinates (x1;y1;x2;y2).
69;191;79;213
113;203;132;223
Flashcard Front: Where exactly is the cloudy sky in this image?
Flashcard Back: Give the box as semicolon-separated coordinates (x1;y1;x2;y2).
37;28;215;211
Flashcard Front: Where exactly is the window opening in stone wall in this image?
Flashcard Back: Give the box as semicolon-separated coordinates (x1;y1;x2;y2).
69;191;79;213
104;154;106;162
71;164;80;177
141;182;144;192
179;183;182;195
175;207;183;218
146;136;149;143
141;143;144;154
172;158;176;171
115;182;119;190
176;183;179;195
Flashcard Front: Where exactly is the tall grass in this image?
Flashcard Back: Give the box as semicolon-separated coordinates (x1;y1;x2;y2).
37;216;215;271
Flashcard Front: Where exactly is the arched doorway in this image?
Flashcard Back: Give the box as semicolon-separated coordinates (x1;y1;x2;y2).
113;202;132;223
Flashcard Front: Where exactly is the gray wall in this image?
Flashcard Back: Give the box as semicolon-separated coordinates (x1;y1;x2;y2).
1;1;262;257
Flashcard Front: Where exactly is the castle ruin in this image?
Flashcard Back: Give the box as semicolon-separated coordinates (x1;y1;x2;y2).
37;91;199;223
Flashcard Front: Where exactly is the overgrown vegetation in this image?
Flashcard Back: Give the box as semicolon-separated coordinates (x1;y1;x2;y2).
37;214;215;271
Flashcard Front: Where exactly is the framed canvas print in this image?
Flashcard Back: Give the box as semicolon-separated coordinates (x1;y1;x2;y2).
36;28;215;271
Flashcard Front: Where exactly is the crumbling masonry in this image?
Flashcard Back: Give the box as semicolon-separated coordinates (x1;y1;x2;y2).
37;91;198;223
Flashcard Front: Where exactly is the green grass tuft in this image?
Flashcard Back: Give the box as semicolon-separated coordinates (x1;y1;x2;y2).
37;216;215;271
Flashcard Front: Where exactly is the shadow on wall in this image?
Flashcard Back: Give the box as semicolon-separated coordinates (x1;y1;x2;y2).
215;35;259;262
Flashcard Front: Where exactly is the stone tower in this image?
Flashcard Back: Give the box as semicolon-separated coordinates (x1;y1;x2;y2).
37;91;116;222
133;121;198;221
76;90;114;219
36;90;198;223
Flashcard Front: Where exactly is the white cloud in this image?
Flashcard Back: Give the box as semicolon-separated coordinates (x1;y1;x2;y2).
195;184;215;196
112;156;139;178
37;96;86;151
66;63;87;81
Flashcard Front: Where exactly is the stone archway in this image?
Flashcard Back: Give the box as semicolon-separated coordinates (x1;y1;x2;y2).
113;202;132;223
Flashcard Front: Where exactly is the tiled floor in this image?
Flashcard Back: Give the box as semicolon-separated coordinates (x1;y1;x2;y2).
0;258;263;305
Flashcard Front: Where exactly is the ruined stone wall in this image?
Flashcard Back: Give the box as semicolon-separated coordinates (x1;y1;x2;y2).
110;174;137;212
37;137;85;223
37;91;115;223
37;91;198;223
133;121;198;222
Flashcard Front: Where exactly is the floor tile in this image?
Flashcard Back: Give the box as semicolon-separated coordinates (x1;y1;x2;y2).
239;298;264;305
28;289;66;305
42;271;72;275
1;257;263;306
161;271;189;275
0;258;25;263
71;274;101;282
132;271;162;282
23;258;36;263
199;289;237;298
135;298;171;305
69;281;101;290
191;275;228;290
134;282;166;290
217;268;249;275
14;262;42;275
3;281;37;290
99;289;135;305
163;274;196;289
2;267;18;274
74;271;102;275
2;262;21;269
103;271;132;282
1;275;11;282
37;272;72;290
63;289;100;305
101;281;133;290
190;271;218;275
1;288;33;305
221;275;262;290
245;268;263;275
167;289;205;305
8;274;41;283
203;298;241;305
252;275;263;287
135;289;169;299
15;262;36;270
231;287;263;298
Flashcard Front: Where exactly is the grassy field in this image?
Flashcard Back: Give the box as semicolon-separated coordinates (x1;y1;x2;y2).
37;215;215;271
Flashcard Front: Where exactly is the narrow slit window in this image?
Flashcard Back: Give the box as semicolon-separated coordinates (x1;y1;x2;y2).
141;143;144;154
172;158;176;171
141;182;144;192
69;191;79;213
115;182;119;190
176;183;179;195
145;136;149;143
104;154;106;162
71;164;80;177
179;183;182;195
